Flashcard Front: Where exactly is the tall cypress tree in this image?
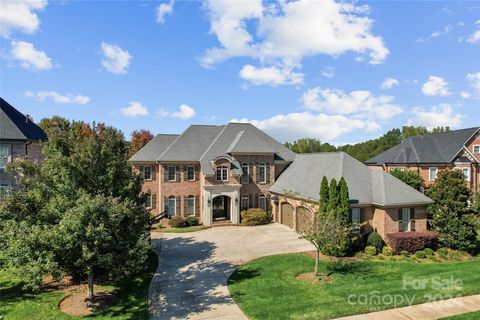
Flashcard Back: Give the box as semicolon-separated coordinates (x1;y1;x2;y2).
338;177;350;225
319;176;329;215
327;178;339;214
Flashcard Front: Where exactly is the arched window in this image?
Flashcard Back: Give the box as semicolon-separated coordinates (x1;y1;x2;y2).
167;196;176;216
258;194;266;211
216;165;228;181
258;163;266;183
241;163;249;184
186;195;195;216
241;195;249;210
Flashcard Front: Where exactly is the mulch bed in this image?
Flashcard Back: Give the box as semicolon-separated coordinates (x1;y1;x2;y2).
59;291;117;317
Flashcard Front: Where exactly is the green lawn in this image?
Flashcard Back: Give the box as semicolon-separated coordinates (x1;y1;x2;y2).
0;250;158;320
158;225;208;233
442;311;480;320
228;254;480;320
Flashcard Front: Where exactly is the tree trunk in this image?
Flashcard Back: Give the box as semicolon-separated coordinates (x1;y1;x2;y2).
87;267;94;304
314;249;320;276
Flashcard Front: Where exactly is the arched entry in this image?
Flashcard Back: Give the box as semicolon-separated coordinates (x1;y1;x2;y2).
281;202;294;229
296;206;314;233
213;195;231;221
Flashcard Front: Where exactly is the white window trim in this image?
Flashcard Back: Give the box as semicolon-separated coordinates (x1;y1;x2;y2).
258;163;266;184
401;208;411;232
458;167;471;181
167;197;176;215
351;208;361;229
144;166;152;181
0;144;12;170
241;195;249;210
428;167;438;182
168;166;176;181
187;166;195;181
145;194;153;209
473;145;480;154
258;194;266;211
187;196;196;216
216;166;229;181
241;163;249;184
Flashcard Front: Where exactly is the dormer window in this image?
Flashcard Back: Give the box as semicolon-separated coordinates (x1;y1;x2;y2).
216;165;228;181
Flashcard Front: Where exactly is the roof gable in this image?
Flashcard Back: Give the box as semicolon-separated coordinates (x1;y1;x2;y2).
0;98;47;141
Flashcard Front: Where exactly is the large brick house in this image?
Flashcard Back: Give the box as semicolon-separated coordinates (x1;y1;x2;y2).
0;98;47;199
130;123;432;238
365;127;480;191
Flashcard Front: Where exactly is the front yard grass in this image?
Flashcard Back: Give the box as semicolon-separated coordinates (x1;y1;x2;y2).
442;311;480;320
158;225;209;233
0;250;157;320
228;253;480;320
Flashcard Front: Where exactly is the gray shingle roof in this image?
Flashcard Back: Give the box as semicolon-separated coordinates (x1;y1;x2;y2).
129;134;178;162
270;152;433;207
0;97;47;141
366;127;479;165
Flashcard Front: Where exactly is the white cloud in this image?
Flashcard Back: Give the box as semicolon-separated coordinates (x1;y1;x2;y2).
421;76;451;96
25;91;90;105
0;0;47;38
430;25;452;38
321;66;335;78
302;88;403;120
239;64;303;86
408;104;463;129
231;112;366;142
201;0;388;85
156;0;174;24
10;40;52;71
381;77;399;89
466;72;480;95
100;42;132;75
460;91;471;99
467;21;480;43
159;104;195;120
120;101;149;117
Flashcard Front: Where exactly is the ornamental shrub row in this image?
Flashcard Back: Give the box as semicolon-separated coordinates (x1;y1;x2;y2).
241;208;269;226
386;231;438;254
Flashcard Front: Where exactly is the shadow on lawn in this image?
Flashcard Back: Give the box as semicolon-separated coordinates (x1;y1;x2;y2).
149;236;240;320
0;279;39;311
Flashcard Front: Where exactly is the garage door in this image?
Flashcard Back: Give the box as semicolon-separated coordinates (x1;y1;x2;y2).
296;207;314;234
281;203;294;229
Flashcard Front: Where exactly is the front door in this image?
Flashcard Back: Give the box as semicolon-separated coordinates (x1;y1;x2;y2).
213;196;225;219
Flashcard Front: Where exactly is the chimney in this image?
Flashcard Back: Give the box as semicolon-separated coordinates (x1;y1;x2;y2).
25;114;33;123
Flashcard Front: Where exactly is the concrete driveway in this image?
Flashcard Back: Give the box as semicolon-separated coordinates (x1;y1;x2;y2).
149;223;315;320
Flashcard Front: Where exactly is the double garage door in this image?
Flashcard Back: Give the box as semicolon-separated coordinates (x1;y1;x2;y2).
280;203;294;229
281;203;313;233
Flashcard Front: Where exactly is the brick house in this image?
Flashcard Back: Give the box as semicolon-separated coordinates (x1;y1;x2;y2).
365;127;480;191
0;98;47;199
130;123;432;238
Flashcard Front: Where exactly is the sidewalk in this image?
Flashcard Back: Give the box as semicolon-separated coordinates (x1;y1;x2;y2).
335;294;480;320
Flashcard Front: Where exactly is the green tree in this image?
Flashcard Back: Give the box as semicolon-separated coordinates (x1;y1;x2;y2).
337;177;350;225
389;168;425;191
0;118;149;303
284;138;336;154
319;176;329;214
426;170;477;251
327;178;339;213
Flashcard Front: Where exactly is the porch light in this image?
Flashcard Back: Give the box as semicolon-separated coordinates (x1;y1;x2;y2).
207;198;211;207
235;197;238;205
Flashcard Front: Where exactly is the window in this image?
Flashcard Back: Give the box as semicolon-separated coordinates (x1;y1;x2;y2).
258;163;266;183
258;194;266;211
143;166;152;180
460;167;470;181
168;166;176;181
351;208;361;232
187;166;195;181
167;196;176;216
399;208;414;232
187;196;195;216
216;165;228;181
473;145;480;154
145;194;152;209
241;163;249;184
429;167;438;181
241;195;249;210
0;145;11;170
0;184;11;200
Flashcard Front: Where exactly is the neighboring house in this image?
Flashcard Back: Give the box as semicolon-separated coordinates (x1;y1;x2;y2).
365;127;480;190
130;122;432;238
0;98;47;199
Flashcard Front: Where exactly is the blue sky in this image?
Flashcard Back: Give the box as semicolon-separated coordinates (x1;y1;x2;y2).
1;0;479;144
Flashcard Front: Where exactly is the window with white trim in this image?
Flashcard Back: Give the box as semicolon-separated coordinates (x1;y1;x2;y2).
473;145;480;154
400;208;413;232
145;194;152;209
258;163;266;183
143;166;152;180
167;196;176;216
429;167;438;181
460;167;470;181
258;194;266;211
187;195;195;216
241;195;249;210
241;163;249;184
187;166;195;181
216;165;228;181
0;145;11;170
0;183;11;200
351;208;361;232
168;166;176;181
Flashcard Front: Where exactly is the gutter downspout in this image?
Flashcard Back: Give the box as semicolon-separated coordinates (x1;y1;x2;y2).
25;140;32;158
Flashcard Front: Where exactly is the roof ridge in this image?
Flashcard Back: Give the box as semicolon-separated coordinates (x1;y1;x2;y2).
199;124;228;162
156;128;186;160
226;130;244;153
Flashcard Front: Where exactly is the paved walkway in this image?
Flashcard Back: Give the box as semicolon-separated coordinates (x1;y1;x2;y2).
335;294;480;320
148;223;315;320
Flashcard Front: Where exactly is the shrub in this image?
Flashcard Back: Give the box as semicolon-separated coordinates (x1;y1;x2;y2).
366;232;384;253
382;246;393;256
423;248;434;258
241;208;269;226
170;216;185;228
415;250;427;259
437;247;448;258
400;250;410;258
386;231;438;254
364;246;377;256
185;216;199;227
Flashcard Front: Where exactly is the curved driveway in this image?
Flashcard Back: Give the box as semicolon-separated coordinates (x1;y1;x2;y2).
149;223;315;320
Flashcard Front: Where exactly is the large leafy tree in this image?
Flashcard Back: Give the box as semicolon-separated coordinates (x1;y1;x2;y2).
284;138;336;154
129;129;154;157
0;118;149;303
426;170;477;251
389;168;424;191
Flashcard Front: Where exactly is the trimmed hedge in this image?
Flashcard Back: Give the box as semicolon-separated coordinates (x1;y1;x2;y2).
386;231;438;254
170;216;185;228
241;208;269;226
185;216;199;227
366;232;384;253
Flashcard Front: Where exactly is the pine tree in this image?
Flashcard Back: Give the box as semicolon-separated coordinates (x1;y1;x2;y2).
338;177;350;225
327;178;339;213
319;176;329;214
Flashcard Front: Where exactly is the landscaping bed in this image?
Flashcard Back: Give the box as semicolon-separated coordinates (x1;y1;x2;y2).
228;253;480;320
0;250;157;319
